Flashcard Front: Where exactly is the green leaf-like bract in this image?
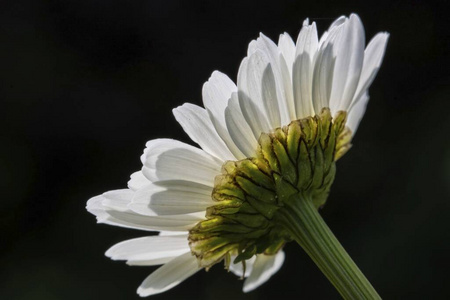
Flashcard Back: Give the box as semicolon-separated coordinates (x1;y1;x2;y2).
189;108;352;270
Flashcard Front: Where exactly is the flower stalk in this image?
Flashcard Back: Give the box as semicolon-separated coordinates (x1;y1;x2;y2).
277;194;381;299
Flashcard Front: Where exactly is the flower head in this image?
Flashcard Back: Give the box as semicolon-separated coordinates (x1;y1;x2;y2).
87;13;388;297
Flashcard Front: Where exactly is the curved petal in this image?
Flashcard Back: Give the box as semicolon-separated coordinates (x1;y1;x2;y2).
202;71;245;160
293;21;318;118
312;21;344;113
261;63;281;129
130;180;213;216
249;34;295;125
347;92;370;134
351;32;389;107
173;103;235;161
318;15;347;48
141;139;222;187
225;92;258;157
329;14;365;112
278;32;296;75
237;54;272;136
137;252;201;297
202;71;237;130
243;251;285;293
86;190;204;232
128;171;150;191
106;235;190;266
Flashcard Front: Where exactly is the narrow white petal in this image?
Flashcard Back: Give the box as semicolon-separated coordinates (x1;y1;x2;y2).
127;257;178;266
312;43;336;112
295;21;319;60
159;231;187;236
142;139;222;187
312;22;344;112
278;33;296;75
173;103;235;161
225;92;258;157
137;252;201;297
202;71;237;125
347;92;370;134
228;256;256;278
100;189;135;212
351;32;389;106
128;171;151;191
106;235;190;266
261;64;281;128
293;22;318;118
318;15;347;48
130;180;213;216
243;251;285;293
202;71;246;160
238;54;272;135
278;53;297;123
329;14;365;112
87;192;204;232
253;34;294;125
329;16;347;30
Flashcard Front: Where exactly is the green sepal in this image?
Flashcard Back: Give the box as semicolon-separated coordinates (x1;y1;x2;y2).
189;107;352;270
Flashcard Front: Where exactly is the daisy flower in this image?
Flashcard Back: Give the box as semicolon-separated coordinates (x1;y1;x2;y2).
87;13;388;298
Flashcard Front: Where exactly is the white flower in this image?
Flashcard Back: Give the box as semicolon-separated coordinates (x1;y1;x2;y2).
87;14;388;297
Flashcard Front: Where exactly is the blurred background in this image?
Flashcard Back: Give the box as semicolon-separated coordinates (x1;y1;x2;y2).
1;0;449;299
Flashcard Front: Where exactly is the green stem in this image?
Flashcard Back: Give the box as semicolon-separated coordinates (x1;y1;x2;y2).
276;195;381;300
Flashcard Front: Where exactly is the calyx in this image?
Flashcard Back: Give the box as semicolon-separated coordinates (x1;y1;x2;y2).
188;108;352;270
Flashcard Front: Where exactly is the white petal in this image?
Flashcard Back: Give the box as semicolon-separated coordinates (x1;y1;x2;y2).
228;256;256;278
351;32;389;107
237;54;272;135
261;64;281;128
295;21;319;62
329;14;365;112
130;180;213;216
137;252;201;297
318;15;347;48
202;71;237;129
106;235;190;266
328;16;347;31
278;33;296;74
312;22;344;112
278;53;297;123
100;189;135;212
250;34;295;125
225;92;258;157
202;71;246;160
128;171;151;191
243;251;285;293
173;103;235;161
159;231;187;236
293;21;319;118
142;139;222;187
87;191;204;232
347;92;370;134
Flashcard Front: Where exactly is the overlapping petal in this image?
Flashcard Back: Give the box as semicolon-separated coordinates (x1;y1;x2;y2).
137;252;200;297
243;251;285;293
173;103;236;161
106;235;191;266
86;190;203;232
130;180;214;216
141;139;222;187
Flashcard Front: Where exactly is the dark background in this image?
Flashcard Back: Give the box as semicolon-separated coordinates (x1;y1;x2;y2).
1;0;449;299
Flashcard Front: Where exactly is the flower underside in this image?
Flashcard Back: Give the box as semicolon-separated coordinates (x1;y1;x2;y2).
189;107;352;271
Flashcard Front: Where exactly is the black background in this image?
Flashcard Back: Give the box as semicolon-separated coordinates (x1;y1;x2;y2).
1;0;449;299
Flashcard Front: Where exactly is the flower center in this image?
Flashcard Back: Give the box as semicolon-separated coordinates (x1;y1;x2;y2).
188;108;352;270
